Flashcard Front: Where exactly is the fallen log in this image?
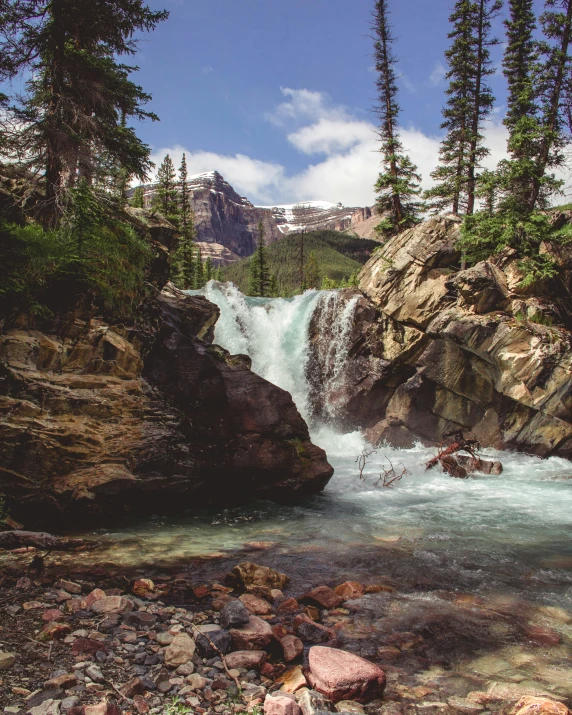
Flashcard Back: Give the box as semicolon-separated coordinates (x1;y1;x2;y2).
0;530;89;551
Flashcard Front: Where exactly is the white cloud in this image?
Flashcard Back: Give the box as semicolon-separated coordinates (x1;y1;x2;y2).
149;146;284;204
150;89;531;208
265;87;350;127
429;62;447;86
287;118;375;156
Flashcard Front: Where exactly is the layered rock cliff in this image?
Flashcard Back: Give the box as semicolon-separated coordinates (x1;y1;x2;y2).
260;201;376;236
0;215;333;528
136;172;377;264
309;216;572;458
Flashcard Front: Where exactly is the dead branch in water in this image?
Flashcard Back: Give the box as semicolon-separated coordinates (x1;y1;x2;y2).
378;456;411;487
356;448;377;481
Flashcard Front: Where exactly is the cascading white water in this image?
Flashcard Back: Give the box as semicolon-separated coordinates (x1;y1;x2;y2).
200;281;365;454
96;282;572;616
89;280;572;694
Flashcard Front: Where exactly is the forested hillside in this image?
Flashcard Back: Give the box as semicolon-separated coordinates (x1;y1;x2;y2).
221;230;379;296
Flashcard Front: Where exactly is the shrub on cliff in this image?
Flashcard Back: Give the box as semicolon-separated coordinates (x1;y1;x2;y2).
0;183;152;319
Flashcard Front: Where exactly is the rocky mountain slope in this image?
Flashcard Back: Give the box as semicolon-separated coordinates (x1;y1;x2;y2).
259;201;375;236
137;172;377;264
308;215;572;458
0;211;333;528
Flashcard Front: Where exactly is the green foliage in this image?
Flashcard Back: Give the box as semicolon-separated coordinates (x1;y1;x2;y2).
0;185;152;319
373;1;424;232
160;697;194;715
426;0;501;215
0;0;168;226
153;154;179;225
248;221;273;297
130;186;145;208
304;252;320;289
223;231;376;297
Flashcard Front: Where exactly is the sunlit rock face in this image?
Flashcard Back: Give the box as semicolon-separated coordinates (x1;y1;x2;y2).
310;215;572;458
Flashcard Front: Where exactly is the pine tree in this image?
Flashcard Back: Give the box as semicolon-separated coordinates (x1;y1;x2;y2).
204;257;214;282
195;248;205;288
153;154;179;224
304;252;320;289
130;186;145;208
0;0;168;227
373;0;423;233
178;153;194;237
171;153;198;289
426;0;501;215
248;221;271;297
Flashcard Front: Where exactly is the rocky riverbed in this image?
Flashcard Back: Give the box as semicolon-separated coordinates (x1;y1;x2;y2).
1;545;571;715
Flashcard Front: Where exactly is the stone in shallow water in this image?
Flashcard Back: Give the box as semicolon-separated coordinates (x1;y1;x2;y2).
307;646;386;704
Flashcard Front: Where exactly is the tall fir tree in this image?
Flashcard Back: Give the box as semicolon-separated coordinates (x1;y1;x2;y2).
130;186;145;208
195;248;205;288
373;0;423;234
248;221;272;297
153;154;179;224
172;152;198;289
0;0;168;226
426;0;501;215
304;252;320;289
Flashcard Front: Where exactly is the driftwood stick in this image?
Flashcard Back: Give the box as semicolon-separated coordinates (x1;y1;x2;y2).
0;530;88;551
191;625;241;693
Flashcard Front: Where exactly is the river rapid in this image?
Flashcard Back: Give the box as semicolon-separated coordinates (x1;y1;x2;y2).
83;282;572;701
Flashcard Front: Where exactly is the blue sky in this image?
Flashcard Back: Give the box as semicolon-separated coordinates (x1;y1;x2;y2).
134;0;525;206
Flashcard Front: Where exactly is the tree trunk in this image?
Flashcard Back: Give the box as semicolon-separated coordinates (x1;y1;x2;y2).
529;0;572;212
467;0;486;216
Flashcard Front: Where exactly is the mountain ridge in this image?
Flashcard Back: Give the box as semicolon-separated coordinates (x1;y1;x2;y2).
135;170;378;264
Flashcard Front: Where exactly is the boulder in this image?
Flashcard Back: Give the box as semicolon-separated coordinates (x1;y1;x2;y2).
0;283;333;528
225;650;267;670
334;582;365;601
229;562;290;592
513;697;569;715
240;593;273;615
164;633;196;667
302;586;343;609
265;694;302;715
221;599;251;628
281;635;304;662
229;615;273;651
0;651;16;669
303;215;572;458
195;627;231;658
307;646;386;704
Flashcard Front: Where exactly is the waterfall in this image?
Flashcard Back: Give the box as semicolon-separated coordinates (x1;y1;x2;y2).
199;281;364;454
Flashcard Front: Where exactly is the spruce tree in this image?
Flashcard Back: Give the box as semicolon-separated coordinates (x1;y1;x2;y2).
373;0;423;234
153;154;179;224
248;221;271;297
130;186;145;208
304;253;320;289
195;248;205;288
204;257;214;282
426;0;501;215
172;153;198;289
0;0;168;227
